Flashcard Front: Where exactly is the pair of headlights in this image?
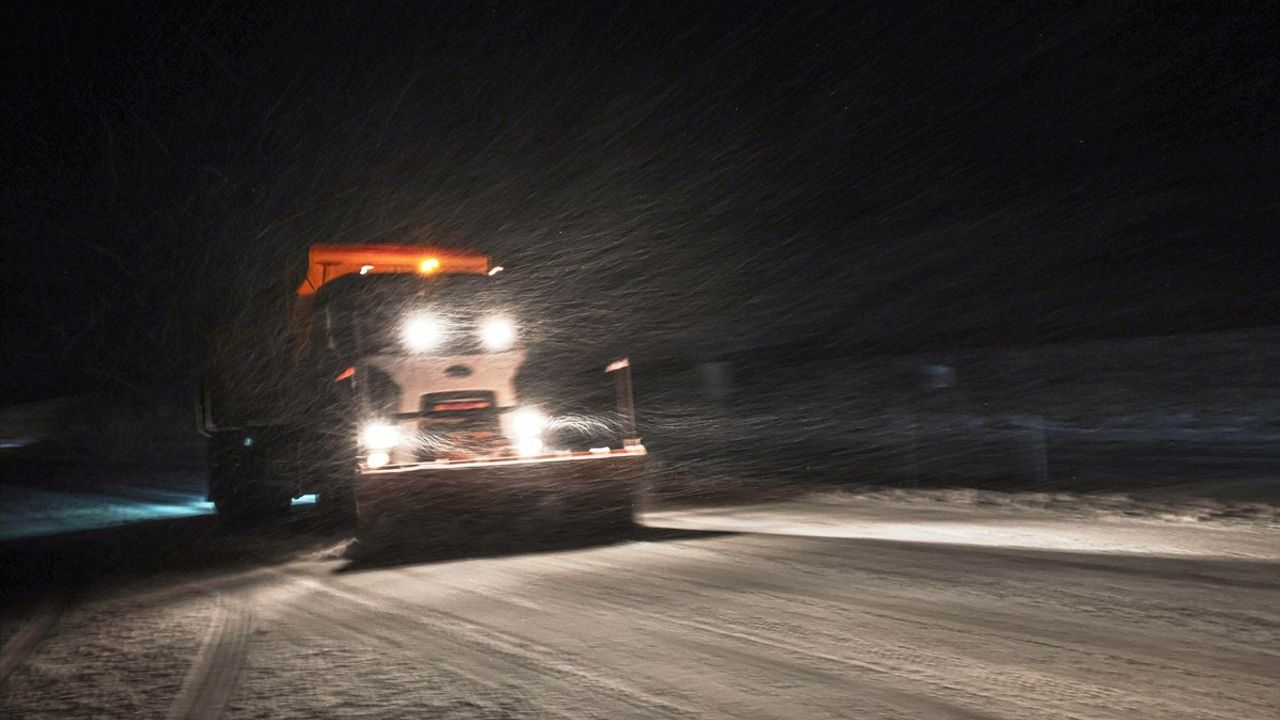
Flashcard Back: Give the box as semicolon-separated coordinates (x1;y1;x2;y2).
402;314;516;353
360;407;548;467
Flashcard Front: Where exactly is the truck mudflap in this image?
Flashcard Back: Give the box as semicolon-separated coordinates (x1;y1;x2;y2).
354;446;648;543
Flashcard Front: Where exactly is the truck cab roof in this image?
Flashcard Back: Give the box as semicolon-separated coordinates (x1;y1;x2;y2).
297;244;490;297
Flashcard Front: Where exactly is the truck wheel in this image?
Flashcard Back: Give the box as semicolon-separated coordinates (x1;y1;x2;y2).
208;435;292;524
317;481;358;529
214;487;292;524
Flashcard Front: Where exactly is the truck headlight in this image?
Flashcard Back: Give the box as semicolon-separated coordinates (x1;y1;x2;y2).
511;408;546;439
511;408;546;457
479;316;516;351
403;313;446;352
360;422;402;451
516;437;543;457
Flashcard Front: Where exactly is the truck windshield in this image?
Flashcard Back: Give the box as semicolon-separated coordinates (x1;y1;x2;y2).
313;273;512;356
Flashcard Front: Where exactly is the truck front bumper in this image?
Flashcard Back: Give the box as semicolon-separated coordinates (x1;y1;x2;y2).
354;446;648;535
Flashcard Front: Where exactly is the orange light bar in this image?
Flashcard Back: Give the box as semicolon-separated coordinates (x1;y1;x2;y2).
297;244;490;297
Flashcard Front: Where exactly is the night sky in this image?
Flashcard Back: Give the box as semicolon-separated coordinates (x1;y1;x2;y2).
3;3;1277;404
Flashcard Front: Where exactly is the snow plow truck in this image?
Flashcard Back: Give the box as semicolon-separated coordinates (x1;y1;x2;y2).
198;243;646;539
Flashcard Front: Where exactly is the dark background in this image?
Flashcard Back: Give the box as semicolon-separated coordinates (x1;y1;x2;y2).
3;2;1277;406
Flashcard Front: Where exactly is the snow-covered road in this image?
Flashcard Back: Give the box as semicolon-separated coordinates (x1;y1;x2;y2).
2;494;1277;719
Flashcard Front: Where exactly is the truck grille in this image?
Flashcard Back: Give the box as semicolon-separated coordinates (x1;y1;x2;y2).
416;391;503;460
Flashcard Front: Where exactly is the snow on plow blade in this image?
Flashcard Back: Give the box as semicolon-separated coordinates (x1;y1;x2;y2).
355;447;647;544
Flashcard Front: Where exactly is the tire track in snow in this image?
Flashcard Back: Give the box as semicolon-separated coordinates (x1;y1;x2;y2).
274;569;706;719
593;535;1279;678
376;565;1011;719
405;539;1266;720
119;567;281;614
309;562;1001;719
535;542;1272;719
0;596;63;686
166;593;252;720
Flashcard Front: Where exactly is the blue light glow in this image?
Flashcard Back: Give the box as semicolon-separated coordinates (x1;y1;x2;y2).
0;483;216;540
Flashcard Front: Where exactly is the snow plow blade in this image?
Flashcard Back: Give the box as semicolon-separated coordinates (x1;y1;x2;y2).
354;448;647;545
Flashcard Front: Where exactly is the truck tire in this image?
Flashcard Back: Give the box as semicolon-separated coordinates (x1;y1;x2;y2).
214;487;291;523
210;464;292;524
317;480;358;529
208;431;293;523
